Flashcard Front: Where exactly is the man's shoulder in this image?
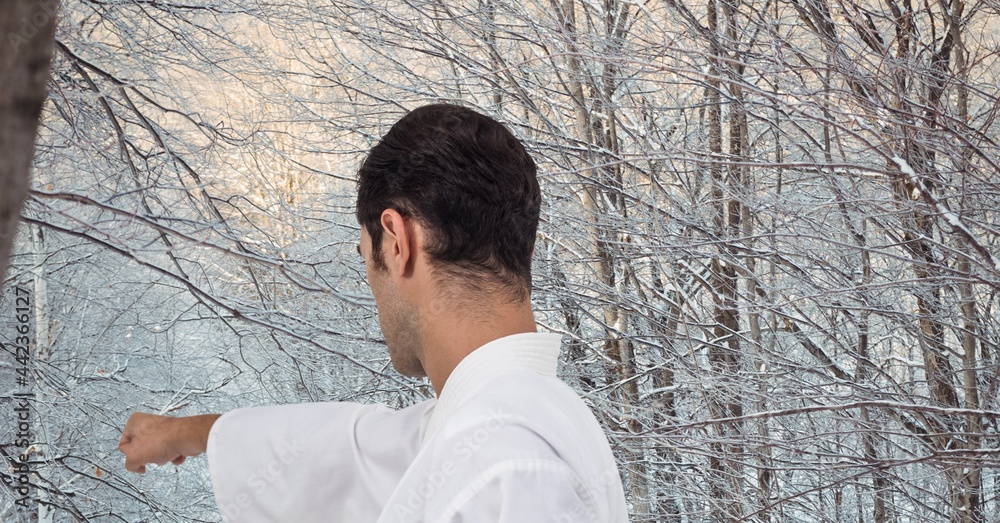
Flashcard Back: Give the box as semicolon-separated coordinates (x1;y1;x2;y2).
460;367;587;414
433;369;610;458
412;370;626;522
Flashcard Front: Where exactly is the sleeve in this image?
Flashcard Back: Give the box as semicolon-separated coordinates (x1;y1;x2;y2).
207;400;434;523
436;459;599;523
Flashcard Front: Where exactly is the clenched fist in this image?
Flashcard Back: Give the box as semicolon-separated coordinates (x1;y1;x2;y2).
119;412;221;473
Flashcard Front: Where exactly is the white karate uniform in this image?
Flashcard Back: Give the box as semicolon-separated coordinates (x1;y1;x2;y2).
206;333;629;522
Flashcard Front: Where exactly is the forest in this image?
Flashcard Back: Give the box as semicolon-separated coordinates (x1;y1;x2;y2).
1;0;999;521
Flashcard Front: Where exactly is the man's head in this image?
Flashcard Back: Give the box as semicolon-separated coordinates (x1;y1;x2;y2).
357;104;541;301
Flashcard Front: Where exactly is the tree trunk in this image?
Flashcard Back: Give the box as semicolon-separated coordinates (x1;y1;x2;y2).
706;0;746;519
0;0;58;283
32;224;53;523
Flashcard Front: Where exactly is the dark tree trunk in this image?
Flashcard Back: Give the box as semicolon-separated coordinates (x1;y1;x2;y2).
0;0;58;284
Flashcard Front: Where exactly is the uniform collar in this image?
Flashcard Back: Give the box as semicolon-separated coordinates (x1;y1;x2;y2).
421;332;562;445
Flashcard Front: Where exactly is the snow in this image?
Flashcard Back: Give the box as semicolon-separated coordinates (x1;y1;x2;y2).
891;156;917;179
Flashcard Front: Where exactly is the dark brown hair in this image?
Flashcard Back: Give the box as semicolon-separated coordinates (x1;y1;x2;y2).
356;104;540;301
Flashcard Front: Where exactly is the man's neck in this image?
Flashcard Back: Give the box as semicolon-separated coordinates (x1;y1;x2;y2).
421;299;537;397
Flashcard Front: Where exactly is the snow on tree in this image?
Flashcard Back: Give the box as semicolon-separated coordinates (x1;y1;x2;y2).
2;0;999;521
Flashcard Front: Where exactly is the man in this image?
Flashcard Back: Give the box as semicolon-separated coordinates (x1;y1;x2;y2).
119;104;630;522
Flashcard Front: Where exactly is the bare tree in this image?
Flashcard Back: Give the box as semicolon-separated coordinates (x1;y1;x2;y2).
3;0;1000;521
0;0;57;284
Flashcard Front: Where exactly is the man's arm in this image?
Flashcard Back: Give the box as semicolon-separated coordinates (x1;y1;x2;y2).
119;412;221;473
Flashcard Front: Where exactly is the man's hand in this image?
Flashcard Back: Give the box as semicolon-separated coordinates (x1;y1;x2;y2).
119;412;221;473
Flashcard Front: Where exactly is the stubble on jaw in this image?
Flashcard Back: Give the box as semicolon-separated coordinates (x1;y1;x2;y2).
372;269;427;378
362;227;427;378
383;304;426;377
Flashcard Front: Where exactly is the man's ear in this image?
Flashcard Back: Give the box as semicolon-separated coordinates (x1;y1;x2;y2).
379;209;414;276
